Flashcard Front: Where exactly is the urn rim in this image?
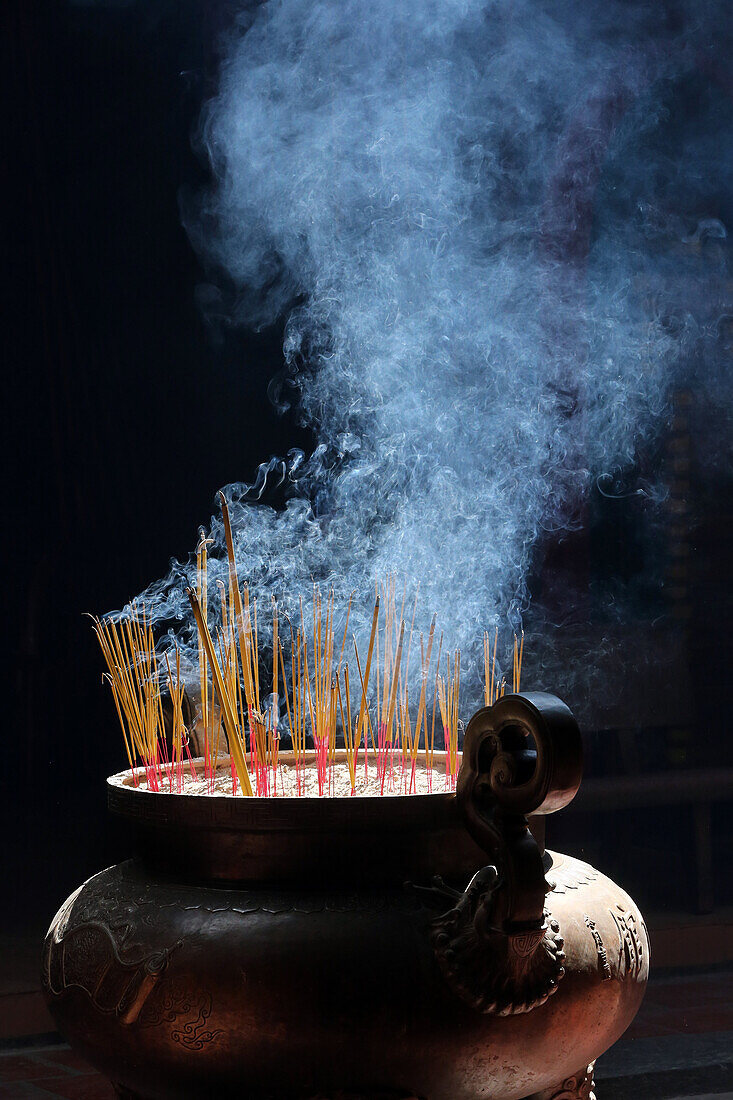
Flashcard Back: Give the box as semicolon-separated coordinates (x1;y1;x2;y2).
107;748;464;836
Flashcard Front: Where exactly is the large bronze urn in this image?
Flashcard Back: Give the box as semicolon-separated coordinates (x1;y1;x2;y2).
42;692;648;1099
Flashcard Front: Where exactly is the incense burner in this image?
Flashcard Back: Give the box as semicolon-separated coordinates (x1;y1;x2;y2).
42;692;648;1099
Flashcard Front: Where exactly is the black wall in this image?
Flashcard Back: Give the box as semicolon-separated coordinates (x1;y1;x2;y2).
3;0;311;923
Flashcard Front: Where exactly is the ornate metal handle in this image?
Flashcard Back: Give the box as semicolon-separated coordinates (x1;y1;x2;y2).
429;693;582;1015
456;691;582;933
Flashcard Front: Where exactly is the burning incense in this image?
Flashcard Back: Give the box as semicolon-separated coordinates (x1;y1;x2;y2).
94;525;530;797
437;649;461;787
187;587;253;797
92;605;170;790
164;647;197;791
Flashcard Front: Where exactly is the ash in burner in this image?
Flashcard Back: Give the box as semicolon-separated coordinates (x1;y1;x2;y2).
113;757;455;799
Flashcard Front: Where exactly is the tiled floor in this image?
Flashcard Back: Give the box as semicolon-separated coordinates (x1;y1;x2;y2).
0;1046;115;1098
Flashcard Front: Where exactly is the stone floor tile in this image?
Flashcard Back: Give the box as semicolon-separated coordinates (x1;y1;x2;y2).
0;1060;68;1085
0;1084;55;1098
31;1054;93;1077
33;1078;115;1100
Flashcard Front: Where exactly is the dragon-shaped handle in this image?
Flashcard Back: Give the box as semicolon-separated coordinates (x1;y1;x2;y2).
430;693;582;1015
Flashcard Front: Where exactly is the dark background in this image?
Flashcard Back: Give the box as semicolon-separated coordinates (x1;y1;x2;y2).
3;0;732;938
4;0;315;925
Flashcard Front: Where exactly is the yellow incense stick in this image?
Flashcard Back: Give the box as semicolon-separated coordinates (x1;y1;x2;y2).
187;588;253;796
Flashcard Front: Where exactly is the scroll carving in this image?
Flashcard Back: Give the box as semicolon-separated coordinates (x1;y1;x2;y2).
170;993;223;1051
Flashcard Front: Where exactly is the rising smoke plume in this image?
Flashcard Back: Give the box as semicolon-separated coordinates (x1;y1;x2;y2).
134;0;731;712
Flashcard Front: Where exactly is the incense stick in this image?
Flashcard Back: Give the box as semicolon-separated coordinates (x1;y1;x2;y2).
94;570;528;798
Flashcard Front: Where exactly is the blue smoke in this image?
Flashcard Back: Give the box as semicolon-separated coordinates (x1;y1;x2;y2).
135;0;731;709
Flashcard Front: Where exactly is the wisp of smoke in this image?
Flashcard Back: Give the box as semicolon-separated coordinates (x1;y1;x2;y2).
131;0;731;711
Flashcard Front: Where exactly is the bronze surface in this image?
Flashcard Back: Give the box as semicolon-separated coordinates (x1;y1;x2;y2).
43;693;649;1099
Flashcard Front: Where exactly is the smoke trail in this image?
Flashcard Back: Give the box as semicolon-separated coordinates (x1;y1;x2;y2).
136;0;731;709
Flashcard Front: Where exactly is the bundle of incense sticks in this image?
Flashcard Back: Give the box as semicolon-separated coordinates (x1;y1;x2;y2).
94;497;524;797
91;607;198;792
